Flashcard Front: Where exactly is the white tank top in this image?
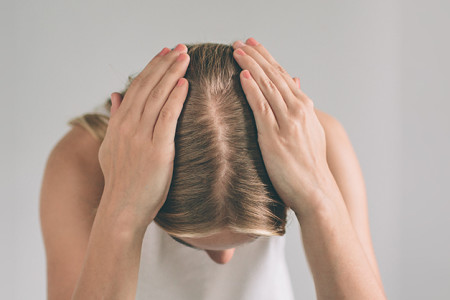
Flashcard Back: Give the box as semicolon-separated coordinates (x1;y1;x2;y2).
90;102;296;300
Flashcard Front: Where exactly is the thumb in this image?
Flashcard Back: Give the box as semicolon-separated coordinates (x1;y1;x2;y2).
110;92;123;117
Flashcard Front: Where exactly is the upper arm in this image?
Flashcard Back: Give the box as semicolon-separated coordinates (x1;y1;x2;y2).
39;125;104;299
314;108;385;291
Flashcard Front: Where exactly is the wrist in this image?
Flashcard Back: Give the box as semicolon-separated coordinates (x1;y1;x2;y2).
96;189;153;237
292;179;345;224
97;205;149;239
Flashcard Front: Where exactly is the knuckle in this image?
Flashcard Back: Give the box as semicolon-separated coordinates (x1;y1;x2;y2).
158;107;174;121
275;64;288;75
285;122;300;136
256;100;272;115
266;66;279;77
149;86;166;100
261;77;278;93
292;104;307;119
289;101;304;113
292;84;303;97
166;66;181;79
167;64;179;74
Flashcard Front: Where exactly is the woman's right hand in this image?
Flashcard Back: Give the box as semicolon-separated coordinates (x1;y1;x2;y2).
98;44;190;230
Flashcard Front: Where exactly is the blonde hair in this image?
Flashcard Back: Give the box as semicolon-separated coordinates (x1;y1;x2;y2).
68;42;288;238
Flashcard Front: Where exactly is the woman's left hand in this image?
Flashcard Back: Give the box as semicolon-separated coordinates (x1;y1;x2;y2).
232;38;337;217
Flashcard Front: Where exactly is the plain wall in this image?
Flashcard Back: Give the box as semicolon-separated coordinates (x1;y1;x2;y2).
2;0;449;299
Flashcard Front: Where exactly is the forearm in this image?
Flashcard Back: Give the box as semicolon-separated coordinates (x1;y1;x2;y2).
296;187;387;300
71;193;148;300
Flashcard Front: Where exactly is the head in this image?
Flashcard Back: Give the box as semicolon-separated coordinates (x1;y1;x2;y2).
78;42;288;264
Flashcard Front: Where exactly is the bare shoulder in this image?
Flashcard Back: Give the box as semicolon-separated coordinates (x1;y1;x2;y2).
314;107;343;130
56;125;102;163
57;125;103;173
40;125;105;299
45;124;105;207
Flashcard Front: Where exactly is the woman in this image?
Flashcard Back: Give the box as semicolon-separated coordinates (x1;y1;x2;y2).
40;38;387;299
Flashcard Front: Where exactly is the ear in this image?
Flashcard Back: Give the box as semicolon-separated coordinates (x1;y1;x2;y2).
110;92;123;117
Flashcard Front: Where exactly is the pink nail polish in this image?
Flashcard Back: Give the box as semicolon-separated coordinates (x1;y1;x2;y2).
176;53;188;61
243;70;252;79
177;78;185;87
174;44;186;52
246;38;259;46
235;48;246;56
158;47;170;57
234;40;245;49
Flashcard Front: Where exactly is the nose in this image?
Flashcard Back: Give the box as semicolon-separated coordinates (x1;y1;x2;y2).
205;248;236;264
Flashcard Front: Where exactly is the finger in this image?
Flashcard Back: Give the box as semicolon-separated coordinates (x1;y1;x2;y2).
140;53;190;138
152;78;189;146
238;69;279;136
110;93;119;117
232;47;289;127
110;92;124;118
116;47;170;115
233;41;299;110
243;38;301;97
119;44;188;123
294;77;300;89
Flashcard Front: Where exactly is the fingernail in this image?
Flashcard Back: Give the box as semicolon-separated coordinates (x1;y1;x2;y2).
177;78;185;87
235;48;246;56
174;43;187;52
246;37;259;46
176;53;188;61
158;47;170;57
234;40;245;49
243;70;252;79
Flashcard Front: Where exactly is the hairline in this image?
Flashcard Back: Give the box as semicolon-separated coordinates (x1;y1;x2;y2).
168;234;259;251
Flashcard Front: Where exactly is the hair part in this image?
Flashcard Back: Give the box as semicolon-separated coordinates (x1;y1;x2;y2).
68;42;288;238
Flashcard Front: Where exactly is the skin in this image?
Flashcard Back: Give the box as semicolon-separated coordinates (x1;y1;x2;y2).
64;38;386;299
102;42;303;265
103;40;384;285
169;230;258;264
103;40;318;264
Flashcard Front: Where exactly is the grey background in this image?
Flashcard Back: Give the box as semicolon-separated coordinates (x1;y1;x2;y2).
2;0;449;299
